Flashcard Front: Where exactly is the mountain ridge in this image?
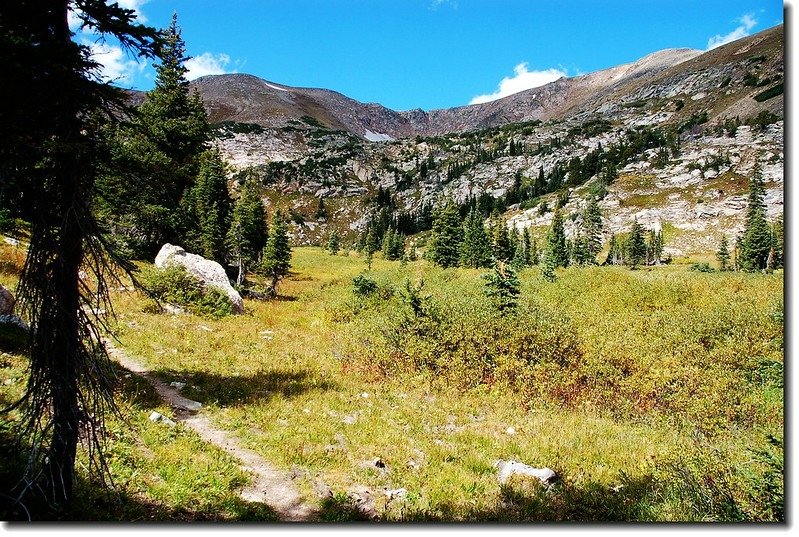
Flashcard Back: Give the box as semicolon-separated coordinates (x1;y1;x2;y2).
187;25;781;140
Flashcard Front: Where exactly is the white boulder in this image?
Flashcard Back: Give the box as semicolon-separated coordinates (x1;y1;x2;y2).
495;460;558;486
154;243;244;314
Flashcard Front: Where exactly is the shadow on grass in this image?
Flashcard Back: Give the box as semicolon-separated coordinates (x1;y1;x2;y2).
398;475;660;523
146;367;338;408
1;464;282;522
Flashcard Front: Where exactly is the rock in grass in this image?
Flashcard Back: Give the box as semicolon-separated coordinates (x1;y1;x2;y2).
149;411;176;427
154;243;244;313
0;285;15;315
495;460;557;486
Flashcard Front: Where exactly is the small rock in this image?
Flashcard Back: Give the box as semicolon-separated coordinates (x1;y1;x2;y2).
505;426;516;435
197;325;213;332
495;460;557;486
3;237;19;246
177;399;202;412
169;381;186;390
360;392;369;399
384;488;407;500
163;303;185;315
0;285;16;316
343;412;358;425
4;379;14;385
148;411;176;427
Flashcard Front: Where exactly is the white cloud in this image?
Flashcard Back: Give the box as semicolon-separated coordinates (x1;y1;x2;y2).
469;63;566;105
69;1;149;32
117;0;150;22
86;41;145;84
185;52;234;80
707;13;758;50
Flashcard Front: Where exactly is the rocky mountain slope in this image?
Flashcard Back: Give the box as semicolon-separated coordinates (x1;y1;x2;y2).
203;25;783;257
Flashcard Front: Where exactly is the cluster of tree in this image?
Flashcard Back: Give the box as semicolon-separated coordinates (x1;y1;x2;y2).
605;221;664;269
721;163;783;272
95;16;289;291
426;202;540;271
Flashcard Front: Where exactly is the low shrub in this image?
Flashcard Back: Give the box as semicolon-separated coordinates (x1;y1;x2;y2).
138;264;234;318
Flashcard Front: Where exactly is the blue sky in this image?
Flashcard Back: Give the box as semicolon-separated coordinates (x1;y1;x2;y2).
74;0;785;111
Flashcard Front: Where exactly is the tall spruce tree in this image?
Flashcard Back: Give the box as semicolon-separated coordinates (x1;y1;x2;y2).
99;13;209;257
327;229;341;255
459;208;493;268
627;219;647;269
521;227;533;266
582;196;603;263
427;200;463;268
482;262;521;313
0;0;160;506
545;207;568;268
227;179;267;285
260;211;292;297
716;235;731;271
771;215;783;269
492;216;514;262
186;148;232;264
739;163;772;271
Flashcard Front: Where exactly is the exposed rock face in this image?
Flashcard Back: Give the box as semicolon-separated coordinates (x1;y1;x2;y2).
0;285;15;315
154;244;244;314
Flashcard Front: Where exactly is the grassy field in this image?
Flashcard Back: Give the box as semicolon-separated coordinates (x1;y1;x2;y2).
0;245;784;521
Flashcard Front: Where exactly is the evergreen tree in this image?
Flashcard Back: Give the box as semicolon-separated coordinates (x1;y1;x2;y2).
381;226;395;258
545;207;568;268
521;227;533;266
492;216;514;262
771;214;783;269
427;200;463;268
627;219;647;269
1;0;160;505
739;163;772;271
459;208;493;268
645;229;661;266
327;230;341;255
529;236;540;266
227;179;267;285
511;237;527;270
381;227;404;260
482;262;521;313
186;148;232;264
98;13;209;257
260;211;292;297
607;233;620;265
540;248;557;282
582;196;603;263
716;235;731;271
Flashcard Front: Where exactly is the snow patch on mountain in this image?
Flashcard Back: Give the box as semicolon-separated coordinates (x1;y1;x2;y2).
364;129;393;142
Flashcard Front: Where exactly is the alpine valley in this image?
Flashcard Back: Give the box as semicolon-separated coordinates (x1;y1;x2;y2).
186;24;784;258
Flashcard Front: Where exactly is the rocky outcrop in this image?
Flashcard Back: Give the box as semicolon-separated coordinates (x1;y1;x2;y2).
154;244;244;314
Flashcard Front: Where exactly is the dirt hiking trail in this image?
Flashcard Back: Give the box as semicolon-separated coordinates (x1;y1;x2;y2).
106;341;319;522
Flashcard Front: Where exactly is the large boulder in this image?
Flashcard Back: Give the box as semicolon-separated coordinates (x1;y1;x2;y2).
0;285;15;315
154;244;244;314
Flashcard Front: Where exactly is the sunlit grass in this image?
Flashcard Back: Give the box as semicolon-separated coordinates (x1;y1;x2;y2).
1;247;783;521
